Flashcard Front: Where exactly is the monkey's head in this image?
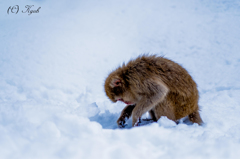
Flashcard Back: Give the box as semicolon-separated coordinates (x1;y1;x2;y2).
104;70;137;105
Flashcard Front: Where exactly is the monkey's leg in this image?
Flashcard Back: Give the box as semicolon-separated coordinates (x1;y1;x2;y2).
132;95;169;126
148;110;157;121
132;99;158;126
188;110;203;125
153;99;176;122
131;80;169;127
117;105;135;128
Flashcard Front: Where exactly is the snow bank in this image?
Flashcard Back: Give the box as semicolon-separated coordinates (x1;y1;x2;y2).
0;0;240;158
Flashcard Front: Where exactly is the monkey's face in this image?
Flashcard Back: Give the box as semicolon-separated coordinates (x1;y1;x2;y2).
104;76;137;105
114;90;136;105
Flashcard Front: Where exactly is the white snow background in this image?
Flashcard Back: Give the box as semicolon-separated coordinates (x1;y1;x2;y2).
1;0;240;158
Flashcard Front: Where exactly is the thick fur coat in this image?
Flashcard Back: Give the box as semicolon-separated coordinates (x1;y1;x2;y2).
104;55;203;127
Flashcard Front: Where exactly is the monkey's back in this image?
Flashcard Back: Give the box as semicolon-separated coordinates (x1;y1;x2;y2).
124;55;199;119
125;55;197;93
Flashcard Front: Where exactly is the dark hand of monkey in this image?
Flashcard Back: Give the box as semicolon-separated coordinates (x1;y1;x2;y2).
117;105;135;128
117;117;127;128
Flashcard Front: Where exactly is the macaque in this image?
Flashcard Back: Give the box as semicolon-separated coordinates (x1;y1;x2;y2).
104;55;203;127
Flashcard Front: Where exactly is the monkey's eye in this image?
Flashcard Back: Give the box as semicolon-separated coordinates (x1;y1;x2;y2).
114;79;121;87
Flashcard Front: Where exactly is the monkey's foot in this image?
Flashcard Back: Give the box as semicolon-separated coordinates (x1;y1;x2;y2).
135;118;155;126
133;117;142;127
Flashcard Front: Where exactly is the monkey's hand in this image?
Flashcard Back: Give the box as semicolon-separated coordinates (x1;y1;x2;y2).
117;116;128;128
117;105;135;128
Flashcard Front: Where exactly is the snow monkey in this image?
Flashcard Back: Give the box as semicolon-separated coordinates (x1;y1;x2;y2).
104;55;203;127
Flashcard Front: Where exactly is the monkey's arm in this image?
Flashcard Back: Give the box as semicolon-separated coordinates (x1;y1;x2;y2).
117;105;136;128
131;79;169;126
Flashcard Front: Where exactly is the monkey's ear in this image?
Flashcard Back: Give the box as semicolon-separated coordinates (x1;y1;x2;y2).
110;78;122;88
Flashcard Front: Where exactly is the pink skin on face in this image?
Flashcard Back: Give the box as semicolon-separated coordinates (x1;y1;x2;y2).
117;98;133;105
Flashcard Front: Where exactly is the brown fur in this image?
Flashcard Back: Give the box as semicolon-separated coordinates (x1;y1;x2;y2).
104;55;203;127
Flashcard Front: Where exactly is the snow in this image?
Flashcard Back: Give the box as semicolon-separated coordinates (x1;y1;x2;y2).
1;0;240;158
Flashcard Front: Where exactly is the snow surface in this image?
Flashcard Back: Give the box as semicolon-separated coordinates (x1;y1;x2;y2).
1;0;240;158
